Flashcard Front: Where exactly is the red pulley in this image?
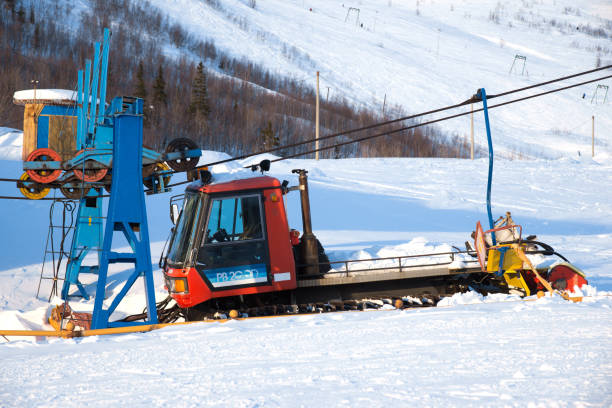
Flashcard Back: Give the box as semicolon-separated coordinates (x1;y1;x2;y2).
72;149;109;182
25;148;62;183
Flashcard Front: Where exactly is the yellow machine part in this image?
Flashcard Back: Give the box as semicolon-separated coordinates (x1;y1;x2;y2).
486;246;531;296
143;162;172;189
486;246;523;272
501;270;531;297
19;172;50;199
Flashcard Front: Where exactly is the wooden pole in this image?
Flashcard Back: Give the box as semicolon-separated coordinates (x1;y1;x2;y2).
315;71;320;160
30;79;39;101
382;93;387;118
592;115;595;157
470;103;474;160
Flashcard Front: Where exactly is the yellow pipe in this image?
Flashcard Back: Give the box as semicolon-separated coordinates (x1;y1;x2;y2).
75;321;198;337
0;321;201;339
1;309;362;338
0;330;70;338
0;294;599;340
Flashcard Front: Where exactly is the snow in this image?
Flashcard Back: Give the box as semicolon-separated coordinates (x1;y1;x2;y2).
1;150;612;406
12;89;77;103
324;237;477;276
0;128;23;161
145;0;612;160
1;0;612;405
1;298;611;407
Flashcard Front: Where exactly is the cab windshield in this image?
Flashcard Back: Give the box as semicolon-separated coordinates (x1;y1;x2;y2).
166;191;202;265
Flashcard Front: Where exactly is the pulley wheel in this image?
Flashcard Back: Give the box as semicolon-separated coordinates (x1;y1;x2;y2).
25;148;62;183
18;172;50;200
143;162;172;189
72;150;109;182
142;163;157;179
60;177;91;199
101;174;112;194
165;138;199;172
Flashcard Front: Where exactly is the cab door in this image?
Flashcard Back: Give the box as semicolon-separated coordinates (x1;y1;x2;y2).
195;193;270;290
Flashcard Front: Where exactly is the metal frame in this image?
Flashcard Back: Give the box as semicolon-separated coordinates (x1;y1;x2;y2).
591;84;608;104
91;106;158;329
58;30;112;300
61;189;104;300
509;55;527;76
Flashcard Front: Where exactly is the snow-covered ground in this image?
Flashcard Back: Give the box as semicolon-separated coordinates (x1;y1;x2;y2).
3;297;611;407
0;128;23;161
1;141;611;406
2;0;612;405
34;0;612;159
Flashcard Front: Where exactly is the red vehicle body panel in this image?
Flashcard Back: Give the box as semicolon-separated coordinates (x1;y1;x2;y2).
548;264;587;292
165;176;297;308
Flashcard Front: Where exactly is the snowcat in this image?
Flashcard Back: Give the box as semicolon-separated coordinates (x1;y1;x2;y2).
162;164;587;319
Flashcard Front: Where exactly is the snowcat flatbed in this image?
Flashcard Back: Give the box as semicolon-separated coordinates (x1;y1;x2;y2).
297;264;482;287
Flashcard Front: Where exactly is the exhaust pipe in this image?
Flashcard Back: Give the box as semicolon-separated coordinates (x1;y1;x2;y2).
292;169;319;276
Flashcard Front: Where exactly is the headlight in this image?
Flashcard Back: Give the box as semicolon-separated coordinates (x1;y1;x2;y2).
166;276;189;294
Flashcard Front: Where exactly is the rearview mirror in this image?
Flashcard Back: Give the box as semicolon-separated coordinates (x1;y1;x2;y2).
170;203;180;225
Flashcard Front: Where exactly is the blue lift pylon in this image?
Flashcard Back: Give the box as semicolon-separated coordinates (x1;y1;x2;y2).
60;28;110;300
57;28;156;329
91;98;158;329
61;189;103;300
57;27;200;329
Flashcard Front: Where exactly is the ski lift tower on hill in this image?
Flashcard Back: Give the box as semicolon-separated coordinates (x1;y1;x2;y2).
509;55;528;76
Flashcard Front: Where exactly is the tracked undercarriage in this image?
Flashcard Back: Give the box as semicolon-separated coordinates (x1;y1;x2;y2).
179;270;504;321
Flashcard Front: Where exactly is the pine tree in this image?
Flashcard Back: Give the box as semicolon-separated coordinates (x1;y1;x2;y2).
4;0;16;14
189;61;210;118
134;61;149;126
134;61;147;100
334;145;341;159
152;64;167;106
16;5;25;23
260;121;279;151
33;23;40;49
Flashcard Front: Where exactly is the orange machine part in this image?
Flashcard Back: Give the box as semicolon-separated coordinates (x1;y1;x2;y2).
25;148;62;183
72;149;109;182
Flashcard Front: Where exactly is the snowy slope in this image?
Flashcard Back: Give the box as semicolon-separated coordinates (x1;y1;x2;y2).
144;0;612;159
0;128;23;161
1;151;611;405
2;297;612;407
2;0;612;405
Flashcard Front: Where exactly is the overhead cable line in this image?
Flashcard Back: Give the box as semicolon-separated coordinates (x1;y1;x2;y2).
1;68;610;198
267;72;612;163
158;70;612;189
181;65;612;174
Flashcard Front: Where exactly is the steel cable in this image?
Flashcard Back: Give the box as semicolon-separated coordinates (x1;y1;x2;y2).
179;65;612;174
267;73;612;162
0;67;610;197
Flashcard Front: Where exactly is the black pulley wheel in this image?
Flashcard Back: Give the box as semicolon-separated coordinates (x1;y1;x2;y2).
60;178;91;199
165;138;199;172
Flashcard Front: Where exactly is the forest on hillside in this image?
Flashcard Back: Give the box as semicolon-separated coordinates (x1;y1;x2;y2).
0;0;475;159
